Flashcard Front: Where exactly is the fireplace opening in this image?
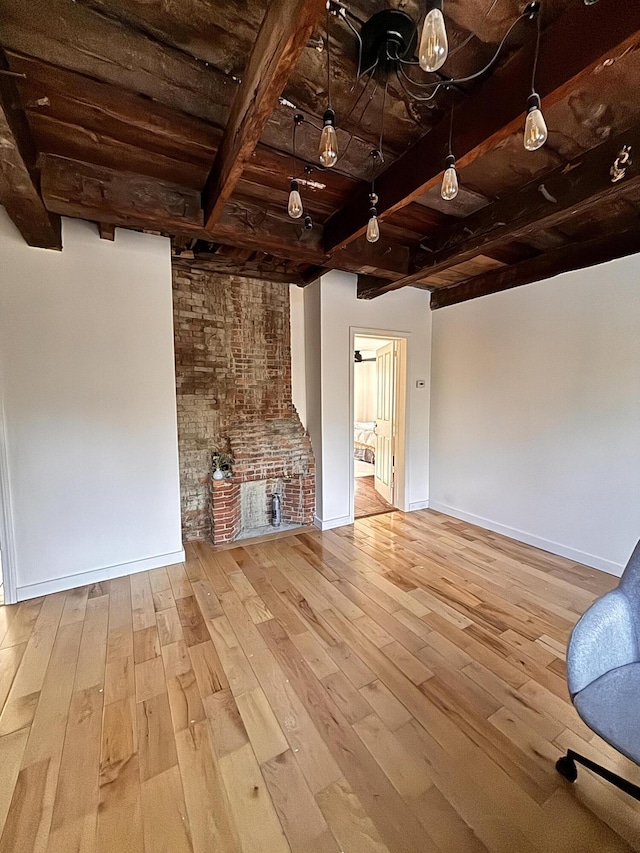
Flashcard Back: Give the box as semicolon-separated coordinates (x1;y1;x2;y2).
209;418;315;544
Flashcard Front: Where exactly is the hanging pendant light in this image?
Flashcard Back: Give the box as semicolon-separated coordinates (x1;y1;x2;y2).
366;191;380;243
523;93;547;151
319;6;339;168
319;109;339;168
419;0;448;73
288;179;303;219
441;155;459;200
441;95;459;200
286;114;307;219
524;4;547;151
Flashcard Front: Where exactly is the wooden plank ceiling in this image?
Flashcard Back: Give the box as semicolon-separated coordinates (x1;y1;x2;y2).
0;0;639;307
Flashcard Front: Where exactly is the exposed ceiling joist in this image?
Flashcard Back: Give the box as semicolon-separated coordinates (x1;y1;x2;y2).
202;0;326;229
325;0;640;254
0;48;61;249
358;120;640;299
39;155;412;277
430;219;640;309
41;154;205;236
0;0;235;128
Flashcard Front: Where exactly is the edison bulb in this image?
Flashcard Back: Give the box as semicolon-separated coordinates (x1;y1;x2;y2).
441;165;459;200
366;214;380;243
287;181;303;219
524;106;548;151
419;7;448;73
319;123;338;168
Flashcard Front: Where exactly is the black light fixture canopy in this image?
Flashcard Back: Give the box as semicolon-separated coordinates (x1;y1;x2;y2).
360;9;418;75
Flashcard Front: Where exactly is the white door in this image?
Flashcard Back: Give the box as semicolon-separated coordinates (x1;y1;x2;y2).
374;341;397;504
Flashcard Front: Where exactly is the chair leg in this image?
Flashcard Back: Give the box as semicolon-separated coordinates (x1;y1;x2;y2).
556;749;640;801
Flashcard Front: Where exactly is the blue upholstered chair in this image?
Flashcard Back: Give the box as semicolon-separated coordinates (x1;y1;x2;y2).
557;540;640;799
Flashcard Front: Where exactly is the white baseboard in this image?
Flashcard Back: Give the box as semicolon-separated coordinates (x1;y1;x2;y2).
16;548;186;601
428;502;624;577
409;499;430;512
314;514;352;531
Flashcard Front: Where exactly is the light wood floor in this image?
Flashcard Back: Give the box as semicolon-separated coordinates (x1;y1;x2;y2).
354;475;394;519
0;509;638;853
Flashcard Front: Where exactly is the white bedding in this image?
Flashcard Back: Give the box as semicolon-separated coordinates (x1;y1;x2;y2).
354;421;376;451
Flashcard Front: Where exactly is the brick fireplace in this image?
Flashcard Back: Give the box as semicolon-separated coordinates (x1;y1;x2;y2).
173;266;315;542
209;419;315;543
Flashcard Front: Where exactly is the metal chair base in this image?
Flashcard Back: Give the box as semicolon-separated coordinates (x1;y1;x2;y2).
556;749;640;801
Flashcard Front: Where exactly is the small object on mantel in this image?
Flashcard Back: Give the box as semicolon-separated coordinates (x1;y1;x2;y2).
271;493;282;528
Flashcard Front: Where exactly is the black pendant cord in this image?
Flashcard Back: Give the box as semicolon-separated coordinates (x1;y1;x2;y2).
378;79;388;164
369;148;379;203
369;75;388;215
447;91;455;158
292;117;299;180
398;8;531;96
326;5;333;111
531;1;542;94
396;65;441;103
339;77;379;163
342;13;364;78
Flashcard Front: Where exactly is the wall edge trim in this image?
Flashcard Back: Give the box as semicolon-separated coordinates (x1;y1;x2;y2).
16;548;186;601
409;500;430;512
314;514;352;531
428;501;624;577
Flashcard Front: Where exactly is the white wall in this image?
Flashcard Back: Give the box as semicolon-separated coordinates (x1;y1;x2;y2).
303;279;323;515
289;283;307;428
430;257;640;575
305;271;431;528
0;211;184;600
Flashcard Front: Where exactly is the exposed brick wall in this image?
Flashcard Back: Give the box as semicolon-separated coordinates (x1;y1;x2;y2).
173;266;313;540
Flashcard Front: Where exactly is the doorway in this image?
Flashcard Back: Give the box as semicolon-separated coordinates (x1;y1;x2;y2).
352;333;407;520
0;394;16;604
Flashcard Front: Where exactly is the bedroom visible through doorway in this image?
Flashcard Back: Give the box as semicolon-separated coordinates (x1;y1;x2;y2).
353;334;401;520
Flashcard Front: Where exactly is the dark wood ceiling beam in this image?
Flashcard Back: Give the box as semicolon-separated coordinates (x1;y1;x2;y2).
430;219;640;309
38;155;411;276
40;154;332;263
207;197;326;264
0;49;61;248
202;0;326;229
40;154;205;236
325;0;640;254
358;120;640;298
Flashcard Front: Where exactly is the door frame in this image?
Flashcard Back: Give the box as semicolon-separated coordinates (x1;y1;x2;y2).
349;327;410;524
0;384;18;604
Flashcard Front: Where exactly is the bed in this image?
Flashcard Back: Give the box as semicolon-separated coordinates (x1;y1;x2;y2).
354;421;376;464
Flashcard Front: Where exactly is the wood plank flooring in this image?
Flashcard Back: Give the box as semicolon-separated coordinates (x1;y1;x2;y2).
0;509;638;852
354;475;394;519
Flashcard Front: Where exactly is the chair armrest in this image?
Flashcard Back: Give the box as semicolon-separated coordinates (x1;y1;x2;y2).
567;589;639;699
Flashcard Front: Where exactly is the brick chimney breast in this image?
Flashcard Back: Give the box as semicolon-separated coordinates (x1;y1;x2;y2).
173;267;315;542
